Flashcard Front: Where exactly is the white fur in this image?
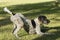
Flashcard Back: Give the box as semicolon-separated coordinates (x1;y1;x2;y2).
4;7;12;15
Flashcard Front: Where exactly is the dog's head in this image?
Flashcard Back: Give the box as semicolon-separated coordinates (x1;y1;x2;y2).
38;16;50;24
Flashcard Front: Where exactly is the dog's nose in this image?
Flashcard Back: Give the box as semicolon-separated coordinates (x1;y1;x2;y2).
47;20;50;24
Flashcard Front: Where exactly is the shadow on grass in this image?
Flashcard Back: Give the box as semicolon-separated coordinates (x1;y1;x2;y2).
0;17;12;27
7;2;53;12
33;31;60;40
0;1;60;26
20;26;60;37
0;27;12;33
0;1;59;14
41;26;60;33
33;26;60;40
6;1;60;17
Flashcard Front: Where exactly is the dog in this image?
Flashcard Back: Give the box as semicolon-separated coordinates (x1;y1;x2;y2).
4;7;50;39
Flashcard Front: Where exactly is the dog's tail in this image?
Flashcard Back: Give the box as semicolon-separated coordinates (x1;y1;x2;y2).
4;7;14;15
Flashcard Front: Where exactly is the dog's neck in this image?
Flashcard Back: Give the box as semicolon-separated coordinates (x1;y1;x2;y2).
34;18;42;25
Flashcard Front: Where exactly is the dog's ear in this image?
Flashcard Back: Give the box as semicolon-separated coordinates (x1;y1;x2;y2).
38;16;47;21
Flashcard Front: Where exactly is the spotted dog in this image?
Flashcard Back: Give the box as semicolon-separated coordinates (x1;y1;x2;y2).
4;7;50;39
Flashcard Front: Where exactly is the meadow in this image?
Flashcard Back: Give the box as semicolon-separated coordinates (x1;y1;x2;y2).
0;0;60;40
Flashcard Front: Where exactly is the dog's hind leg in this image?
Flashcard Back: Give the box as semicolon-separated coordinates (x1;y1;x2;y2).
12;24;22;39
12;24;17;33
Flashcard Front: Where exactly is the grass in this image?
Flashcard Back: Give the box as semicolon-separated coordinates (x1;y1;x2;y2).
0;0;60;40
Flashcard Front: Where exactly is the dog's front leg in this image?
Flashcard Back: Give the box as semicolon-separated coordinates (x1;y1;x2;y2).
35;25;44;36
35;25;50;36
29;26;35;34
12;24;17;33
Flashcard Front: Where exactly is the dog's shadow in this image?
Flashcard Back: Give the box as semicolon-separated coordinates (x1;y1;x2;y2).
41;26;60;33
33;26;60;40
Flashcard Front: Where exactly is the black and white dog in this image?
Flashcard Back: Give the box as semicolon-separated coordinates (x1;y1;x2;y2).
4;7;50;38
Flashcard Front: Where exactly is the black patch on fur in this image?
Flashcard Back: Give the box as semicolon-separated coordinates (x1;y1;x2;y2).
23;23;29;33
31;20;36;28
20;17;29;33
12;12;15;15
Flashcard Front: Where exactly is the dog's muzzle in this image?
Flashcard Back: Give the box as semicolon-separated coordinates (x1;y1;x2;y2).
43;19;50;24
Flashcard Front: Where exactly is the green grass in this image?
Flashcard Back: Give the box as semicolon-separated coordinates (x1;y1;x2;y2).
0;0;60;40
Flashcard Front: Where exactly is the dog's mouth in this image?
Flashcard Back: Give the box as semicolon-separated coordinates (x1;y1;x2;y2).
43;20;50;24
47;20;50;24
